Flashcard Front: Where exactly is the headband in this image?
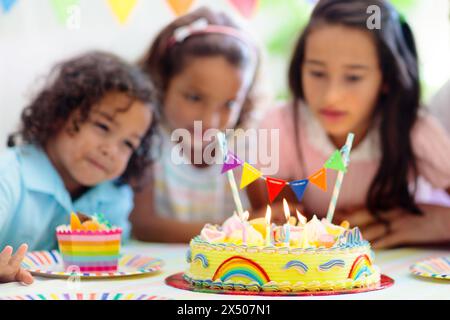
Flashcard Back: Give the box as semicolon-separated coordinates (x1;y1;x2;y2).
167;18;255;52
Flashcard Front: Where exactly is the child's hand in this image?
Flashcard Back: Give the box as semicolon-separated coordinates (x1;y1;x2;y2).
0;244;34;285
334;205;450;249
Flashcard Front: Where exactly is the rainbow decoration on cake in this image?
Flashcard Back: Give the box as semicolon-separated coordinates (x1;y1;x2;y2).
348;254;374;280
193;254;209;268
56;212;122;272
283;260;309;274
318;259;345;271
212;256;270;286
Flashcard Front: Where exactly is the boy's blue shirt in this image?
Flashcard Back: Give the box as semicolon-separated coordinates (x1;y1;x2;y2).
0;144;133;251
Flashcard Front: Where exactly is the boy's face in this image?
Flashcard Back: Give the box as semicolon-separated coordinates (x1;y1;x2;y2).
46;92;152;193
163;56;250;152
301;24;383;145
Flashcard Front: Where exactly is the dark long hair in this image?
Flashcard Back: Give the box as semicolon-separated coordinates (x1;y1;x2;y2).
288;0;422;215
8;51;158;185
138;6;260;128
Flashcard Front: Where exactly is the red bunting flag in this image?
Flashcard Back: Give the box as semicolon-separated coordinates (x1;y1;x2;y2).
265;177;288;203
228;0;258;19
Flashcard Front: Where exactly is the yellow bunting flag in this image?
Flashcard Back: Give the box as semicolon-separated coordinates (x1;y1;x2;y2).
107;0;138;25
308;168;327;192
240;163;262;189
166;0;195;16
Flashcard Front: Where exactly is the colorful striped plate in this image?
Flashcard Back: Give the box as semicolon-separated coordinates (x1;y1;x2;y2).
0;293;171;300
410;256;449;280
21;250;164;279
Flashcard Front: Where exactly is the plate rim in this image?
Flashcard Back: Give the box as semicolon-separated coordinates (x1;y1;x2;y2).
22;250;164;279
165;272;394;296
409;256;449;280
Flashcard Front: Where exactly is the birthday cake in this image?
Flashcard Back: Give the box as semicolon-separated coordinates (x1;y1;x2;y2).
56;212;122;272
184;206;380;292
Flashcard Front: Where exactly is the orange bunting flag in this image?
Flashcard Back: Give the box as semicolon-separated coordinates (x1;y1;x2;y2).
240;163;262;189
166;0;195;16
265;177;288;203
308;168;327;192
107;0;138;25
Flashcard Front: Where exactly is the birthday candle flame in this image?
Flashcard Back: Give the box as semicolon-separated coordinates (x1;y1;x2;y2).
283;198;290;222
296;210;307;225
242;210;249;222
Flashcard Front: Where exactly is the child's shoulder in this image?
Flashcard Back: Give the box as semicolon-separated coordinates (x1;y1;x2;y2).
412;110;449;143
0;147;24;203
411;110;450;189
258;102;294;130
0;146;19;164
0;147;22;178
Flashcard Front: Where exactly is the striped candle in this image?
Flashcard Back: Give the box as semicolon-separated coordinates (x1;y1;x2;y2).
326;133;354;223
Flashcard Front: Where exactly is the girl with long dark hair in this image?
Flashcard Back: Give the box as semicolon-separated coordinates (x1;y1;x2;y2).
252;0;450;248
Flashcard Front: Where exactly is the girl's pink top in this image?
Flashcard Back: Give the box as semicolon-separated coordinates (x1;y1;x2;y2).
257;102;450;217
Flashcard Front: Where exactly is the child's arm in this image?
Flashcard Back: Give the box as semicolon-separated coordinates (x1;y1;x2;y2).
334;203;450;249
129;173;205;243
0;244;33;284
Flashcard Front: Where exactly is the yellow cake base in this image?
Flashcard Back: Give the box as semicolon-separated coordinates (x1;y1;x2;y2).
185;237;380;292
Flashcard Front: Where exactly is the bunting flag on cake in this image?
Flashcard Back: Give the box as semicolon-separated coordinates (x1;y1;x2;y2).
221;151;243;174
228;0;259;19
1;0;17;13
166;0;195;16
107;0;138;25
308;168;327;192
324;149;346;172
240;163;262;189
49;0;80;25
289;179;309;202
265;177;288;203
219;139;354;203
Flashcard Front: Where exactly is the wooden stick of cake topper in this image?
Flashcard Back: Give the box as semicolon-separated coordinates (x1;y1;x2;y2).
326;132;354;223
216;132;245;218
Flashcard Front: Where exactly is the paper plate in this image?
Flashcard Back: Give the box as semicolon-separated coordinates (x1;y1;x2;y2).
0;292;171;300
165;273;394;297
21;250;164;279
410;256;449;280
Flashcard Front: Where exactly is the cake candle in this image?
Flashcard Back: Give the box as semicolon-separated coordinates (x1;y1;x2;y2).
296;210;307;226
265;205;272;246
241;211;249;245
283;199;290;247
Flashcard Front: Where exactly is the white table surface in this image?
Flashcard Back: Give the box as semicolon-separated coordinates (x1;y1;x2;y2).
0;240;448;300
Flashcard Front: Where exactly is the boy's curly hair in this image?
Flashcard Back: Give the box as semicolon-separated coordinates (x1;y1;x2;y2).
8;51;158;184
